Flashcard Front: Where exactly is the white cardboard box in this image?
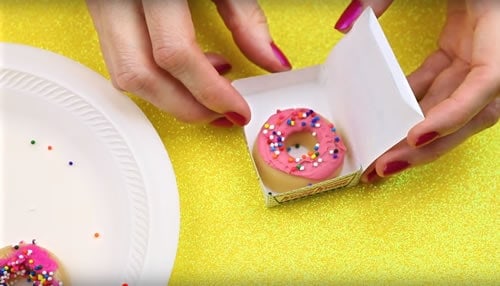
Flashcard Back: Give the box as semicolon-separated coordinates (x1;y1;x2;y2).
233;8;424;207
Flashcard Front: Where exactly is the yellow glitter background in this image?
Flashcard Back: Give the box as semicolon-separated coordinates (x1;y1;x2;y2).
1;0;499;284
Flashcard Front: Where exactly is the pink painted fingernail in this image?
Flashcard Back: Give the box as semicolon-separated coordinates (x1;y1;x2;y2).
224;112;248;126
415;131;439;147
270;42;292;69
214;63;232;75
334;0;364;32
210;117;234;127
365;169;381;183
383;161;410;176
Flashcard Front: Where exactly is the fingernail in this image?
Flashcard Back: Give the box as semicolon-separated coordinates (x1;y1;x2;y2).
383;161;410;176
210;117;234;127
224;112;248;126
334;0;363;32
415;131;439;147
365;169;380;183
214;63;232;75
270;42;292;69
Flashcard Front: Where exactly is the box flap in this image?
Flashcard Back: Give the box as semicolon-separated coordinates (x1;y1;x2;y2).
321;8;424;169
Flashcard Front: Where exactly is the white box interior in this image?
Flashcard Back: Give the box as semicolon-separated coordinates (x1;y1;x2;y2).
233;8;424;196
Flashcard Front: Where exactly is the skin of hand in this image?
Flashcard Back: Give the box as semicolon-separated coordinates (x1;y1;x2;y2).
85;0;292;127
336;0;500;183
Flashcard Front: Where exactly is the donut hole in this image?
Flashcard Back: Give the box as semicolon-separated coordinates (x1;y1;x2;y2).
285;131;318;159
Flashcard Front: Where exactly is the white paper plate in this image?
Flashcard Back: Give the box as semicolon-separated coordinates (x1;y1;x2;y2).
0;43;180;285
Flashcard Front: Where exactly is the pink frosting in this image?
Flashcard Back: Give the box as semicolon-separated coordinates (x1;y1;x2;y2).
256;108;346;180
0;240;62;286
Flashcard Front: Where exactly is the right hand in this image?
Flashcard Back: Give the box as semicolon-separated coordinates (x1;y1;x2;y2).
86;0;292;127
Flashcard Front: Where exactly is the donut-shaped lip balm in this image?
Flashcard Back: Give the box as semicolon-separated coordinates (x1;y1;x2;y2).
254;108;346;189
0;240;66;286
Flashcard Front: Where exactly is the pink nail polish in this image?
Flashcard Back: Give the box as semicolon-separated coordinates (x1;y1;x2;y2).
270;42;292;69
383;161;410;176
415;131;439;147
334;0;364;32
214;63;232;75
366;169;380;183
210;117;234;127
224;112;248;126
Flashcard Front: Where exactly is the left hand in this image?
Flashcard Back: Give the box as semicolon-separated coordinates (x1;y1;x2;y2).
361;0;500;182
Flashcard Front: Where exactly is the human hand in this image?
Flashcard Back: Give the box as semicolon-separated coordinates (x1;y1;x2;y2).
360;0;500;182
85;0;292;127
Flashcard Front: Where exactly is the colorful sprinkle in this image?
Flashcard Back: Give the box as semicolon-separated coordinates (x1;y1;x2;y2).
257;108;346;177
0;240;62;286
30;140;36;145
68;161;74;166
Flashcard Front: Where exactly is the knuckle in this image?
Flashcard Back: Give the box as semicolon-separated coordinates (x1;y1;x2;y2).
226;5;267;33
247;5;268;26
113;66;150;93
152;40;193;75
195;82;221;105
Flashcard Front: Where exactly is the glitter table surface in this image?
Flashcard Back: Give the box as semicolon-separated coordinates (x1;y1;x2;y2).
1;0;499;284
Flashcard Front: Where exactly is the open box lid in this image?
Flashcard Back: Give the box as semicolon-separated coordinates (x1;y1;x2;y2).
233;8;424;171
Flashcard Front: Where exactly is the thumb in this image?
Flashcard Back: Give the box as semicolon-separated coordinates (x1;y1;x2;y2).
334;0;394;33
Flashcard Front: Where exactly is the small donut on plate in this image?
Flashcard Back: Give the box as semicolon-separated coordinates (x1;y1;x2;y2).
253;108;346;193
0;240;68;286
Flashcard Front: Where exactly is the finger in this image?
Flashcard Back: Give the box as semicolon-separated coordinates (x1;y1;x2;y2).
408;65;500;147
205;52;232;75
213;0;292;72
418;58;469;112
142;0;251;126
334;0;394;33
365;97;499;181
86;0;220;123
406;50;452;101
